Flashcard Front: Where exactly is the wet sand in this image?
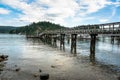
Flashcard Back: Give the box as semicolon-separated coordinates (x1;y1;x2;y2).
0;44;119;80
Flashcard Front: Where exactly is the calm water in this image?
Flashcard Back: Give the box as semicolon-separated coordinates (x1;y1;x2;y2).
65;37;120;66
0;34;120;72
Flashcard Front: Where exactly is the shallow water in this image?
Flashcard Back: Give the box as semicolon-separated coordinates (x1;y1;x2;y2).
65;37;120;71
0;34;120;70
0;34;120;80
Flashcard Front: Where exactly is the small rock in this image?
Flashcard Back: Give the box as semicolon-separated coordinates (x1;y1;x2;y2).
0;64;4;67
0;55;5;59
15;65;17;67
15;68;20;72
33;73;39;77
40;73;49;80
118;76;120;80
0;55;8;59
0;68;3;71
4;55;8;58
0;58;4;62
51;65;56;68
39;69;42;72
0;55;8;62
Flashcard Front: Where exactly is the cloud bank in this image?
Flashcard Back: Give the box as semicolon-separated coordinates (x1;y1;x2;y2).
0;0;120;27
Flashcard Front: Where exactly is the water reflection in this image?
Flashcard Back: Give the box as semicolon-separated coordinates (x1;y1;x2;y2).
0;34;120;72
111;36;115;44
90;53;96;65
64;37;120;69
26;38;42;45
116;37;120;46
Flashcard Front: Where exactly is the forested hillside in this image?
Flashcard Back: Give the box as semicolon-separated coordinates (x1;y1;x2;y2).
0;26;17;33
10;21;66;35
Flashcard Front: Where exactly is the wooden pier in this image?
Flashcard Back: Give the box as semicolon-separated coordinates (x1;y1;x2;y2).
28;22;120;62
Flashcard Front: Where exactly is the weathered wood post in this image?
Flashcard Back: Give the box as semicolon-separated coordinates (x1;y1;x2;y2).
117;36;120;46
111;36;114;44
45;34;47;44
43;34;46;44
60;34;65;50
46;34;52;45
49;34;52;45
47;34;50;44
71;34;77;54
46;34;48;43
102;36;105;42
90;34;97;63
53;34;57;47
67;35;70;44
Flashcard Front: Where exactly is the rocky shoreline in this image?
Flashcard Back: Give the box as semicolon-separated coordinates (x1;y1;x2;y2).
0;53;120;80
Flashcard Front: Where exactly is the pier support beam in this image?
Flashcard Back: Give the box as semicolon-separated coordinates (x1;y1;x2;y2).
47;34;52;45
43;34;47;44
90;34;97;63
45;34;49;43
60;34;65;50
111;36;115;44
71;34;77;54
67;35;70;44
50;34;53;45
52;34;57;47
117;37;120;46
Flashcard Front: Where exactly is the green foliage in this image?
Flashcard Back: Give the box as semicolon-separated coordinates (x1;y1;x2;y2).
0;26;16;33
10;21;65;35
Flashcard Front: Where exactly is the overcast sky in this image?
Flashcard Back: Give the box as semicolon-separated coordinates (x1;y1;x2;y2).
0;0;120;27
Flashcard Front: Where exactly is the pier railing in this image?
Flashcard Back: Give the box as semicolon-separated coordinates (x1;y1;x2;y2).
43;27;120;34
34;22;120;58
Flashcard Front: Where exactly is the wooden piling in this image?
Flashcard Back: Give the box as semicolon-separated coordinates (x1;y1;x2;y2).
60;34;65;50
43;34;46;44
49;34;52;45
53;34;57;47
45;34;48;43
111;36;114;44
90;34;97;62
67;35;70;44
46;34;52;45
71;34;77;54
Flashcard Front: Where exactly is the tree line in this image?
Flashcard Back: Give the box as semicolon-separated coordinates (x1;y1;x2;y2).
9;21;65;35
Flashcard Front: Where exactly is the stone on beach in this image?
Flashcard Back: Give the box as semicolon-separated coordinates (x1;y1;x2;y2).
51;65;56;68
118;76;120;80
0;55;8;62
0;57;4;62
0;68;3;71
40;73;49;80
39;69;42;72
33;73;39;77
15;68;21;72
